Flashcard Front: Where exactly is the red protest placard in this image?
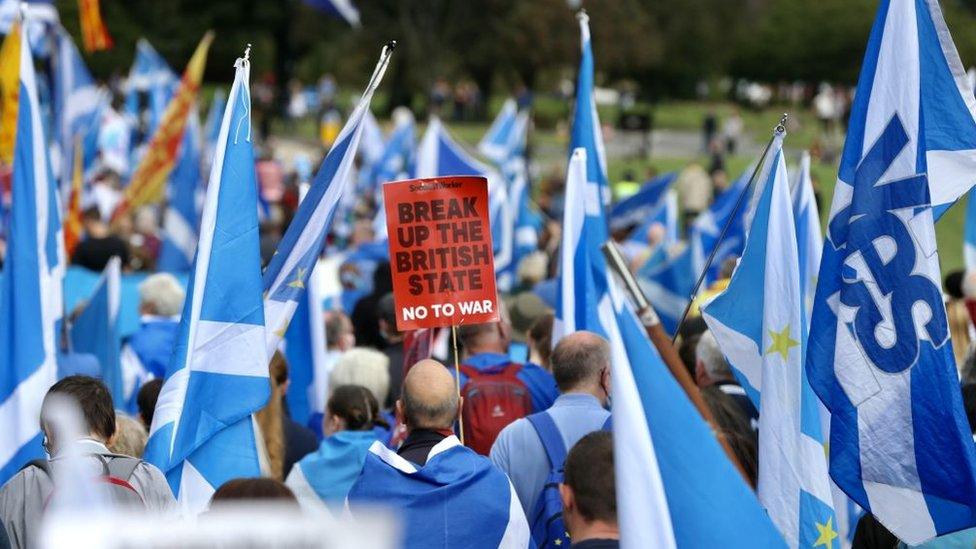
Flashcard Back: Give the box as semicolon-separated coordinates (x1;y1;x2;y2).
384;176;500;331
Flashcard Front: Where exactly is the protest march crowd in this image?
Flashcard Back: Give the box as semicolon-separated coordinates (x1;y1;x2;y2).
7;0;976;548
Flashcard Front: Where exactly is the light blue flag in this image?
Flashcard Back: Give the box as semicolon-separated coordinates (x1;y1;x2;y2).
202;88;225;176
637;244;693;337
52;27;103;192
703;135;837;548
125;39;177;137
70;257;123;408
144;55;270;514
568;11;610;207
414;116;512;290
965;186;976;269
359;108;386;170
478;98;518;165
263;45;392;352
791;151;822;315
157;109;203;273
807;1;976;543
560;148;784;548
610;172;678;232
0;22;63;483
371;115;414;188
688;165;752;285
494;110;542;290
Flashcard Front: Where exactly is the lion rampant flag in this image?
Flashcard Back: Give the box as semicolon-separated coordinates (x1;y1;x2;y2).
112;32;213;221
64;140;84;256
78;0;114;52
0;22;21;166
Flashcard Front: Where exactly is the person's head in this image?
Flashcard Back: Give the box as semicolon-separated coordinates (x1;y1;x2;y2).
138;273;185;317
457;307;512;358
325;384;380;436
329;347;391;409
397;359;459;432
551;331;611;405
109;413;148;458
81;206;104;231
137;378;163;429
695;330;734;387
210;478;297;506
946;270;966;301
701;386;758;487
41;376;116;455
325;310;355;351
527;313;555;371
560;431;618;542
677;317;708;379
377;292;401;344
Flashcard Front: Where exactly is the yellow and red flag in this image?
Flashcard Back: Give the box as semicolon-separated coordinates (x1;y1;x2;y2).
78;0;114;52
112;31;213;222
0;22;21;166
64;140;84;256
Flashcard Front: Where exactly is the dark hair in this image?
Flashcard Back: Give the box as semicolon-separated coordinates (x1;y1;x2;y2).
563;431;616;523
527;313;554;368
210;478;297;504
701;386;758;487
550;334;609;392
378;292;397;328
137;378;164;429
46;375;115;440
328;385;380;431
946;270;966;300
678;332;703;380
962;384;976;435
81;206;102;223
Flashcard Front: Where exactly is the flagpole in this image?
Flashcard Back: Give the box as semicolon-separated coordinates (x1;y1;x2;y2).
670;114;788;343
451;323;464;445
602;240;753;486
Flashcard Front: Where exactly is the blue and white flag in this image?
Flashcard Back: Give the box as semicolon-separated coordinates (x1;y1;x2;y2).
703;136;837;548
202;88;225;177
70;257;122;408
263;45;392;352
125;39;177;137
478;98;518;165
807;1;976;543
560;148;784;548
568;11;610;207
495;110;542;290
414;116;513;289
791;151;822;314
304;0;360;27
637;244;693;337
144;55;270;514
370;113;414;188
157;108;203;273
359;109;385;170
688;165;751;284
0;21;63;483
52;27;103;190
610;172;678;233
964;186;976;269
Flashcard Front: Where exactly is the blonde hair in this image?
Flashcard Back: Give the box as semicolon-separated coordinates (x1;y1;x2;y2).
109;413;148;458
139;273;185;317
948;300;973;370
255;352;287;481
329;348;390;407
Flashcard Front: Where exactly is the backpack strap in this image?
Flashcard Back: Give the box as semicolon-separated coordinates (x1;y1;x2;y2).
97;454;143;482
526;412;567;469
457;363;480;380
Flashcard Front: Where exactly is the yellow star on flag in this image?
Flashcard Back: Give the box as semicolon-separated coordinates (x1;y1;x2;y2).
765;324;798;361
287;267;307;289
273;323;289;338
813;517;838;549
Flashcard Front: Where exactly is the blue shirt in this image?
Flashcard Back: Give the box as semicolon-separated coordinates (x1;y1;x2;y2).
126;318;179;378
490;393;610;517
459;352;558;413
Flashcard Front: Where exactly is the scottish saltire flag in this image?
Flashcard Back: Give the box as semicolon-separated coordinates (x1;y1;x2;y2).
478;98;518;165
144;55;270;514
371;114;414;188
125;38;177;136
202;88;224;177
791;151;822;313
157;108;203;273
689;165;752;284
304;0;360;27
702;136;837;548
965;187;976;269
359;109;385;170
52;27;103;190
505;113;544;284
559;149;784;548
263;45;392;351
610;172;678;232
637;245;693;337
70;257;122;408
0;22;63;483
569;11;610;207
807;1;976;543
414;116;513;288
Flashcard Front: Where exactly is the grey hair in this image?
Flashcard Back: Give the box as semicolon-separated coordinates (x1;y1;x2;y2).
551;332;610;392
138;273;185;317
402;383;459;430
329;348;391;406
696;330;733;382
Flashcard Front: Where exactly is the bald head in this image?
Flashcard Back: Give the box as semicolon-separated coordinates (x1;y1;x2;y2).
399;359;459;431
551;332;610;393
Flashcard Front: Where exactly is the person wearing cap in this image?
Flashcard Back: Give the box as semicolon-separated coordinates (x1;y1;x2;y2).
505;292;552;365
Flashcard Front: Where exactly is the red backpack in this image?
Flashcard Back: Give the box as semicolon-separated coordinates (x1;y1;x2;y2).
459;363;533;455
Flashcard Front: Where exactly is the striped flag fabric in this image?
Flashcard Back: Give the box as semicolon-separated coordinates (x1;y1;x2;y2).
702;134;837;548
262;44;393;352
478;97;518;165
114;32;213;221
157;108;203;273
0;18;63;483
790;151;822;313
124;38;178;138
143;52;270;514
69;256;123;408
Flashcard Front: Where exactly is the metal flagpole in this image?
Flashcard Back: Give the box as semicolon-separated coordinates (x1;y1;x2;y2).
670;113;788;343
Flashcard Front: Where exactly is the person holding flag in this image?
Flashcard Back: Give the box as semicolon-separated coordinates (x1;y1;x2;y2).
807;0;976;544
143;46;271;515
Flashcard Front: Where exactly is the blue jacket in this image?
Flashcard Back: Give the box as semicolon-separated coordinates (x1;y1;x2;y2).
288;430;378;509
125;317;180;378
459;352;558;413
